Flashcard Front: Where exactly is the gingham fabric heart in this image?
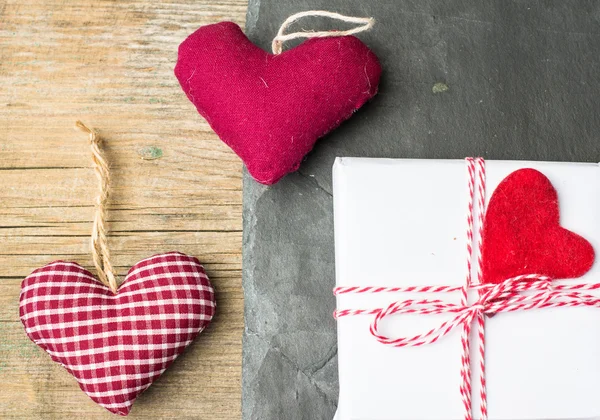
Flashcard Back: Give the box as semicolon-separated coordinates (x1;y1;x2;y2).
19;252;216;416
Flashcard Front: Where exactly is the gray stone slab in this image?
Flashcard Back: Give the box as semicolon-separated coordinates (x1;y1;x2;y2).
242;1;600;419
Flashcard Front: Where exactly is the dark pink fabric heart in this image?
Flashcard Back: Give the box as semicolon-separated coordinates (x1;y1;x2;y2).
19;252;215;416
175;22;381;184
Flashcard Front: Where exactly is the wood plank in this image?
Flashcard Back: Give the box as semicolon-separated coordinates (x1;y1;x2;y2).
0;205;242;234
0;0;247;418
0;167;242;208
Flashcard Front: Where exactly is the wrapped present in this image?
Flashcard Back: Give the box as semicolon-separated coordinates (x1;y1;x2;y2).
332;157;600;420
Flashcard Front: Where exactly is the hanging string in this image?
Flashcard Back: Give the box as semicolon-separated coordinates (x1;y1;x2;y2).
271;10;375;54
75;121;118;294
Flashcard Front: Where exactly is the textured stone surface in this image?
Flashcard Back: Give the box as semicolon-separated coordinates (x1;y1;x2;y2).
242;1;600;418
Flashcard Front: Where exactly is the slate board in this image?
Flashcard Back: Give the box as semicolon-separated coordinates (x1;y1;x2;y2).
242;1;600;419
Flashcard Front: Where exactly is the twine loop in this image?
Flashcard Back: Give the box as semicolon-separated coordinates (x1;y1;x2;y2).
334;158;600;420
271;11;374;54
76;121;118;294
364;274;600;348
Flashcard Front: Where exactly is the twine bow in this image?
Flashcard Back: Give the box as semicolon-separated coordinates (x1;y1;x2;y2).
75;121;118;294
362;275;600;347
334;158;600;420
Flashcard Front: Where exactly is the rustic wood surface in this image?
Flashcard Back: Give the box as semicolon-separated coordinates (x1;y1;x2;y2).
0;1;247;418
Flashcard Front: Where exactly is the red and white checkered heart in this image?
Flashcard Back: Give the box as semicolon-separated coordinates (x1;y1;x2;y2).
19;252;216;416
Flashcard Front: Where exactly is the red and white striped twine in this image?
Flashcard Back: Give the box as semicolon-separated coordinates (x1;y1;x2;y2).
333;157;600;420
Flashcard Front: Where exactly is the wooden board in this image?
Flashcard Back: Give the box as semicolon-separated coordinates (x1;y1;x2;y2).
0;1;246;418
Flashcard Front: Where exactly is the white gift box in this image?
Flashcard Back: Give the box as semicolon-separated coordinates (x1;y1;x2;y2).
332;158;600;420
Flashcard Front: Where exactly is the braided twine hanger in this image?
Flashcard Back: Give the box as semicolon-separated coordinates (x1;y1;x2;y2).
76;121;118;294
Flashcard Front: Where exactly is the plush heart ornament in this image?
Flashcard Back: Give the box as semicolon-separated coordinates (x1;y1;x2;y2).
19;252;216;416
174;19;381;185
481;168;595;284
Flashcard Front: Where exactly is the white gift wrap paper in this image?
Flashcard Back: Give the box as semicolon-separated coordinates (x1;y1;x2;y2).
332;158;600;420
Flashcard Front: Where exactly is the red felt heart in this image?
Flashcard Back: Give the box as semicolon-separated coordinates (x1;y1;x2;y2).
481;168;594;284
19;252;215;416
174;22;381;185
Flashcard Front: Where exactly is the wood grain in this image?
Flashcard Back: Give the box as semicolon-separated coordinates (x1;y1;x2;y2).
0;1;247;418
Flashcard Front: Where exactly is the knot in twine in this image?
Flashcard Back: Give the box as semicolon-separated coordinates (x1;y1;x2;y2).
75;121;118;294
334;158;600;420
362;275;600;348
271;10;374;55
